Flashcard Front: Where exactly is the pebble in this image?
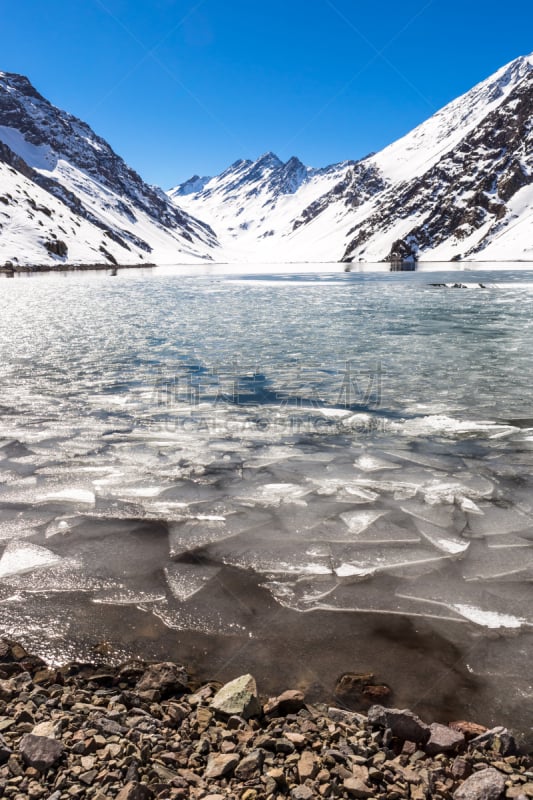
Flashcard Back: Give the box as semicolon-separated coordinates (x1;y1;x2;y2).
0;638;530;800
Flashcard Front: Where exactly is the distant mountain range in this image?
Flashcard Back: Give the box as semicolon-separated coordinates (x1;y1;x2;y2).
1;54;532;266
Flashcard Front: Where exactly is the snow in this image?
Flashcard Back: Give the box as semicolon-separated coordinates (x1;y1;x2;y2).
0;71;217;266
3;53;533;266
168;52;533;265
0;125;55;169
370;54;533;184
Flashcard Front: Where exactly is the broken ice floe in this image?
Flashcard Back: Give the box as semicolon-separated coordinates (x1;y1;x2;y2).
164;562;221;602
0;541;62;578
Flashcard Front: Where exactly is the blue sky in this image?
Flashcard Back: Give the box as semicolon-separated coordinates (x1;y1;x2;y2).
2;0;532;187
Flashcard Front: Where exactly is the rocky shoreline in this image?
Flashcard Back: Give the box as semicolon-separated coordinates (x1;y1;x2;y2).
0;263;155;274
0;640;531;800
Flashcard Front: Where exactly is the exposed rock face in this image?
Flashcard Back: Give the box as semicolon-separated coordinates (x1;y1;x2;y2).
0;71;217;265
292;161;385;230
334;672;392;709
44;239;68;258
172;53;533;263
342;56;533;263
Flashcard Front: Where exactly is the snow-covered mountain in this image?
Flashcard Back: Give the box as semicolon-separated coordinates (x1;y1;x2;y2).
170;53;533;263
168;152;363;261
0;72;217;266
3;53;533;267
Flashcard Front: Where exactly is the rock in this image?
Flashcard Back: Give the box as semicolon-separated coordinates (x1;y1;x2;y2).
469;727;517;756
276;737;295;754
0;679;14;701
19;734;64;772
454;768;506;800
327;707;366;727
31;721;59;738
298;750;318;782
452;757;473;780
115;783;154;800
343;777;374;798
267;767;288;789
450;721;489;739
334;672;391;708
0;733;12;764
135;662;188;697
292;787;314;800
204;753;240;779
94;716;127;736
362;683;392;702
367;705;430;743
234;749;264;779
263;688;305;716
425;723;465;755
210;674;261;719
44;239;68;258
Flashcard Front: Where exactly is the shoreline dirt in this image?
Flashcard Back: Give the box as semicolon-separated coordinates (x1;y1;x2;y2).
0;639;531;800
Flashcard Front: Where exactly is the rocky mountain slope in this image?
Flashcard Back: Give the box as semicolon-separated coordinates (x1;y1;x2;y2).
171;53;533;263
2;53;532;267
0;72;217;266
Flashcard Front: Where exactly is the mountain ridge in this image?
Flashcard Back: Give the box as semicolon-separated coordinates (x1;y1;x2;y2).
170;52;533;263
1;54;533;267
0;71;218;266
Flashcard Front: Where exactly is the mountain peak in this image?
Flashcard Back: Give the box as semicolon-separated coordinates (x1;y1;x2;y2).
0;71;217;265
170;174;211;196
256;151;283;167
0;71;46;102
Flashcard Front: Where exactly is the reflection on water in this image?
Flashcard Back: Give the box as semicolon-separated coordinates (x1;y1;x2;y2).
0;264;532;741
389;263;417;271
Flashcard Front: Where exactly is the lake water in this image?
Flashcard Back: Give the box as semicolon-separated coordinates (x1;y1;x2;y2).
0;263;532;743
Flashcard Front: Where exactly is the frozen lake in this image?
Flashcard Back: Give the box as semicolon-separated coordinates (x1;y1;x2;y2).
0;263;532;741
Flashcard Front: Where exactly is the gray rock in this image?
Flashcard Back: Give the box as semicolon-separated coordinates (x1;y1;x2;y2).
327;707;367;727
94;716;127;736
136;662;188;696
210;674;261;719
367;705;430;743
234;749;265;779
453;768;506;800
19;734;64;772
425;722;465;755
204;752;240;779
